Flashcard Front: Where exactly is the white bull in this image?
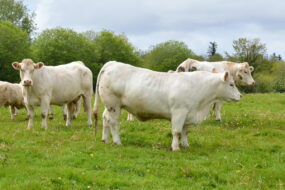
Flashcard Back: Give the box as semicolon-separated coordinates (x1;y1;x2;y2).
12;59;93;129
94;61;241;151
176;58;255;121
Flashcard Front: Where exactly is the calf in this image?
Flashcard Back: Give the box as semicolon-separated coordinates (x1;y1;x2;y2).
176;58;255;121
94;61;241;151
12;59;93;129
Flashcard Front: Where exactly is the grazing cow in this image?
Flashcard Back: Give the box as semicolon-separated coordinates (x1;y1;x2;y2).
94;61;241;151
12;59;93;129
0;81;25;120
176;58;255;121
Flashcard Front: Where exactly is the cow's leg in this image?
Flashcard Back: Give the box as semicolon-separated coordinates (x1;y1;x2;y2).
127;113;134;121
40;97;50;129
108;106;121;145
181;124;190;148
10;106;16;120
26;104;34;129
214;102;223;121
83;95;92;127
48;105;54;120
171;111;187;151
66;102;73;127
74;98;81;118
102;108;111;144
62;105;67;120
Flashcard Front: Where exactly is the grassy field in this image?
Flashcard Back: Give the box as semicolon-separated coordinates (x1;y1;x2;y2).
0;93;285;190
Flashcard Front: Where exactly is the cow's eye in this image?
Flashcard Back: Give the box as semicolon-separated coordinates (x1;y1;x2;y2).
244;71;248;74
230;83;234;87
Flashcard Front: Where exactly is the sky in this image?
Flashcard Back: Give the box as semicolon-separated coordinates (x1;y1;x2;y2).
24;0;285;58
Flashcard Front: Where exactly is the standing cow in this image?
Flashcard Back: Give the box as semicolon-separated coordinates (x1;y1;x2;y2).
0;81;25;120
0;81;56;120
12;59;93;129
176;58;255;121
94;61;241;151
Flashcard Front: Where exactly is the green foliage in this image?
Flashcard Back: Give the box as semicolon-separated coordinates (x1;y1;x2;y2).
253;61;285;93
207;41;217;57
0;94;285;189
92;30;141;65
208;53;224;62
143;40;195;71
0;21;30;82
31;28;98;66
0;0;35;35
229;38;267;69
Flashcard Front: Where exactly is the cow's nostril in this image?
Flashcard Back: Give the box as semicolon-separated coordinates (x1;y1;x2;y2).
252;81;256;86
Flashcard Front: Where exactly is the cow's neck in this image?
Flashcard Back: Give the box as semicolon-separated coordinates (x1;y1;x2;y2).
224;63;239;81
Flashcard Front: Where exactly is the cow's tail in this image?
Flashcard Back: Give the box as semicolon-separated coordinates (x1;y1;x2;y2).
93;72;101;133
93;62;112;133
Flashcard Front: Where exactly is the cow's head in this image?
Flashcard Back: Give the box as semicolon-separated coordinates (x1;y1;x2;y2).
218;72;242;102
177;58;198;72
12;59;44;87
235;62;255;86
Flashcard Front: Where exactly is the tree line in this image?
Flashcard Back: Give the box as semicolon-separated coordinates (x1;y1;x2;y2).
0;0;284;93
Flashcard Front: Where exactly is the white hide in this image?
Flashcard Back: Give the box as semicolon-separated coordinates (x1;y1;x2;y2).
12;59;93;129
94;61;241;151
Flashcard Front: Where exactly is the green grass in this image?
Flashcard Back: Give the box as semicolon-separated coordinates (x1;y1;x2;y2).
0;93;285;189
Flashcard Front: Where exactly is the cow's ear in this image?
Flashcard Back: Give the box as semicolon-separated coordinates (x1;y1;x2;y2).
12;62;21;70
34;62;44;69
249;66;254;72
189;66;197;72
177;66;185;72
223;72;229;81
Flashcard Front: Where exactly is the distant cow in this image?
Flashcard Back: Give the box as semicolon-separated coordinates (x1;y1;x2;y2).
0;81;25;120
12;59;93;129
94;61;241;151
176;58;255;121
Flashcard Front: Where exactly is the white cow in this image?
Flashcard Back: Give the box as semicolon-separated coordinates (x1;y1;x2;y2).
12;59;93;129
126;69;185;121
176;58;255;121
0;81;25;120
0;81;56;120
94;61;241;151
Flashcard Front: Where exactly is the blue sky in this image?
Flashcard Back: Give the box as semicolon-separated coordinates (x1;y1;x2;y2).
25;0;285;58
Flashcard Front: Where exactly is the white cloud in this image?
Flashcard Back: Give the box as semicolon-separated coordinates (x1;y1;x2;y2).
25;0;285;57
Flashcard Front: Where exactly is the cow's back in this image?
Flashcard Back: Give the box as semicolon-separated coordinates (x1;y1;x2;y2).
28;62;93;105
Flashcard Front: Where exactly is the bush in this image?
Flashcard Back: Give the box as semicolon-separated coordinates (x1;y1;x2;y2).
0;21;30;83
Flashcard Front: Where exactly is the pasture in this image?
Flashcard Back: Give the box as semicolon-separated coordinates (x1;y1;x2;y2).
0;93;284;189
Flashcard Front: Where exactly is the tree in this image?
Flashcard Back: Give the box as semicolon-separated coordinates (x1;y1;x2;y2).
207;41;217;57
0;21;30;82
92;30;141;65
0;0;35;35
143;40;195;71
208;53;224;62
31;28;98;65
230;38;266;68
31;28;100;87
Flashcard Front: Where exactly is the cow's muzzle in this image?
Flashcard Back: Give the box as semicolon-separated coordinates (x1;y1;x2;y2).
23;80;32;86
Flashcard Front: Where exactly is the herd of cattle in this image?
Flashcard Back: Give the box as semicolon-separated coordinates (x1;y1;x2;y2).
1;58;255;151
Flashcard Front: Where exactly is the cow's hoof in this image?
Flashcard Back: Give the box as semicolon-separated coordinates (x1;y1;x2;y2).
113;142;122;146
172;147;180;152
216;119;221;122
181;143;189;148
49;115;54;120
